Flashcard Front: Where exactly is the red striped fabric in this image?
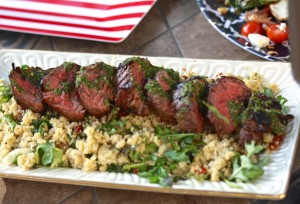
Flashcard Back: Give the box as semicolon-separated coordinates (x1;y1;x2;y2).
0;0;157;43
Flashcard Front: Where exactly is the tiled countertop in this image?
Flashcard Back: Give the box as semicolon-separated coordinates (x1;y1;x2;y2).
0;0;299;203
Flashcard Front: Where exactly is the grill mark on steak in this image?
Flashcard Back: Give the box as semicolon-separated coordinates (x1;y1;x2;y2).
76;62;116;117
115;59;151;116
207;76;251;135
42;62;85;121
173;76;208;133
9;65;47;113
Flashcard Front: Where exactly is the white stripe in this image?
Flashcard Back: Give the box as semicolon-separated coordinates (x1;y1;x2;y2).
0;1;152;17
0;19;131;38
0;10;141;27
66;0;155;5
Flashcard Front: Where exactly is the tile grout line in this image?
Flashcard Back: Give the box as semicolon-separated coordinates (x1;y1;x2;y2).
93;188;100;204
49;37;56;51
156;1;185;57
128;9;200;55
55;186;85;204
30;35;41;50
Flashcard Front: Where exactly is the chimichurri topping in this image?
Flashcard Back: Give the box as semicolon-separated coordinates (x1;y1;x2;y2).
63;62;75;71
145;80;170;99
20;66;47;86
242;94;286;135
228;101;245;125
76;62;116;89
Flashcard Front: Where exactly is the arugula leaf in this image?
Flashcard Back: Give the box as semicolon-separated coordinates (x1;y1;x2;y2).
164;150;189;162
202;101;230;124
245;141;265;157
224;178;243;189
263;87;274;97
3;114;17;131
32;116;51;137
229;141;267;183
98;119;127;135
155;125;177;135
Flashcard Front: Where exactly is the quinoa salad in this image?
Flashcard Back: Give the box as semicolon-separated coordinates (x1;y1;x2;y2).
0;58;293;187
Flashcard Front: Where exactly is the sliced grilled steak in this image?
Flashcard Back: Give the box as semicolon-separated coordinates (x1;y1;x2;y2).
42;62;85;121
173;76;208;133
155;69;179;92
9;65;47;113
146;70;180;123
239;93;294;145
76;62;116;117
207;76;251;135
115;57;154;116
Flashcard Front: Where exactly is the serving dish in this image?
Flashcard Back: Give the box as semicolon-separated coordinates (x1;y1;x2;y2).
0;49;300;200
0;0;156;43
197;0;290;62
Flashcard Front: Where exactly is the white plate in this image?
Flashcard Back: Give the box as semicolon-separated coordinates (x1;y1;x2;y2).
0;49;300;200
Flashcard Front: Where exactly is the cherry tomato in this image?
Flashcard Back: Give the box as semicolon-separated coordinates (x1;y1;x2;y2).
269;135;284;150
266;24;288;44
241;22;264;37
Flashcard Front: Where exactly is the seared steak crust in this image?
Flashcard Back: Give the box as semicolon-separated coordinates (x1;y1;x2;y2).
42;62;85;121
9;66;47;113
76;62;116;117
173;76;208;133
115;59;150;116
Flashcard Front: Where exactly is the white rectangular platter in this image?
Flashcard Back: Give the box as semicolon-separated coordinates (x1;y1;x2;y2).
0;49;300;200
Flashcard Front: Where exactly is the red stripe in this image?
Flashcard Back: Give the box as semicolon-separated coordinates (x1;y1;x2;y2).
14;0;155;10
0;15;134;31
0;6;145;22
0;25;123;42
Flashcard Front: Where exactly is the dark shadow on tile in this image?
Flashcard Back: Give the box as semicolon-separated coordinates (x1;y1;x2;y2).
158;0;200;28
96;188;188;204
2;179;81;204
51;4;167;55
0;30;39;50
33;37;53;51
131;31;181;57
172;13;261;61
184;195;251;204
58;187;96;204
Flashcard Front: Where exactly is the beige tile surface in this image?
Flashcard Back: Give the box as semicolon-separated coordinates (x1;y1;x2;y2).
2;179;81;204
172;13;261;60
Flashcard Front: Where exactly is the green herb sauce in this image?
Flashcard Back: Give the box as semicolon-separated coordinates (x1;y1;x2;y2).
145;81;169;99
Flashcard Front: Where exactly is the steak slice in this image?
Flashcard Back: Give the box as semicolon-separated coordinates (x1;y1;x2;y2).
42;62;85;121
9;65;47;113
115;58;153;116
43;91;84;121
207;76;251;135
76;62;116;117
239;93;294;145
146;70;180;123
173;76;208;133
